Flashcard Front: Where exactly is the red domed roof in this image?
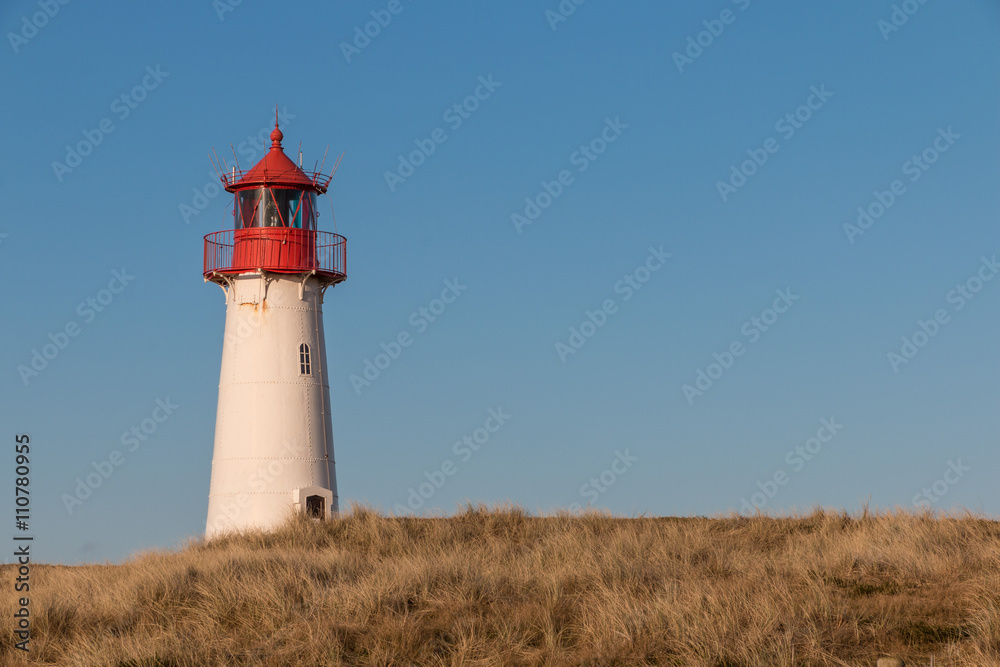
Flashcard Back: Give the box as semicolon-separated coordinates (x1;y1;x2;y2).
222;120;331;193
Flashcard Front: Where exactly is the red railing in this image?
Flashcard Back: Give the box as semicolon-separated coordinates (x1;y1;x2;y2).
204;229;346;282
221;169;332;193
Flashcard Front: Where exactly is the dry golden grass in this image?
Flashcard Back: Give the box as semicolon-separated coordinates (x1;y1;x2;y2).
3;505;1000;666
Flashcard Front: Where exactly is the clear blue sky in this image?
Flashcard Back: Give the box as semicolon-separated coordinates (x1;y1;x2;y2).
2;1;999;564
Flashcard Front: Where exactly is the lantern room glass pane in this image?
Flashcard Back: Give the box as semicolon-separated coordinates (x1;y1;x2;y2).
261;190;284;227
287;191;303;228
235;188;316;229
236;190;259;229
285;191;316;230
303;192;316;230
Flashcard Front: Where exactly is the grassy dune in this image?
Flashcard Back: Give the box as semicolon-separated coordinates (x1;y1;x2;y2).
3;506;1000;666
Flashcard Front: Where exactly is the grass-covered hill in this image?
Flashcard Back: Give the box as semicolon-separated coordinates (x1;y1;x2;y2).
3;506;999;666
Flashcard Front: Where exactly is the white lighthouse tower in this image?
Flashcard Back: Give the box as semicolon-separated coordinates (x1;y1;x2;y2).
202;118;346;538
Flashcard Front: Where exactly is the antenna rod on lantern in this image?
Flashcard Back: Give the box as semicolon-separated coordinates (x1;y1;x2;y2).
213;146;225;170
230;143;242;173
211;147;226;179
215;146;230;174
298;141;302;168
318;145;330;175
208;152;221;179
330;151;345;178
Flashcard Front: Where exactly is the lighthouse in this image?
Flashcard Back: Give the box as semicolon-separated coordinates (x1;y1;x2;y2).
202;117;346;538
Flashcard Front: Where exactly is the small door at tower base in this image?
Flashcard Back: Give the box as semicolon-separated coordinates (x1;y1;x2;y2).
292;486;334;520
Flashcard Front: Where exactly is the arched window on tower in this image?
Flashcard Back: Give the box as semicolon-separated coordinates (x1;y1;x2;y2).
299;343;311;375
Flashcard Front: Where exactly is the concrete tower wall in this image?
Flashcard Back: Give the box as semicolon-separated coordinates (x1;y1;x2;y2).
205;271;337;538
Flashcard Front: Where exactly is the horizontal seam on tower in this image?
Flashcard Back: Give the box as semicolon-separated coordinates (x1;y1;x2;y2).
217;381;331;386
208;492;319;497
230;305;316;311
211;457;330;462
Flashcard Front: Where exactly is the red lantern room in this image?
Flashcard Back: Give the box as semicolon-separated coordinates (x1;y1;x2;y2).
203;119;347;286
